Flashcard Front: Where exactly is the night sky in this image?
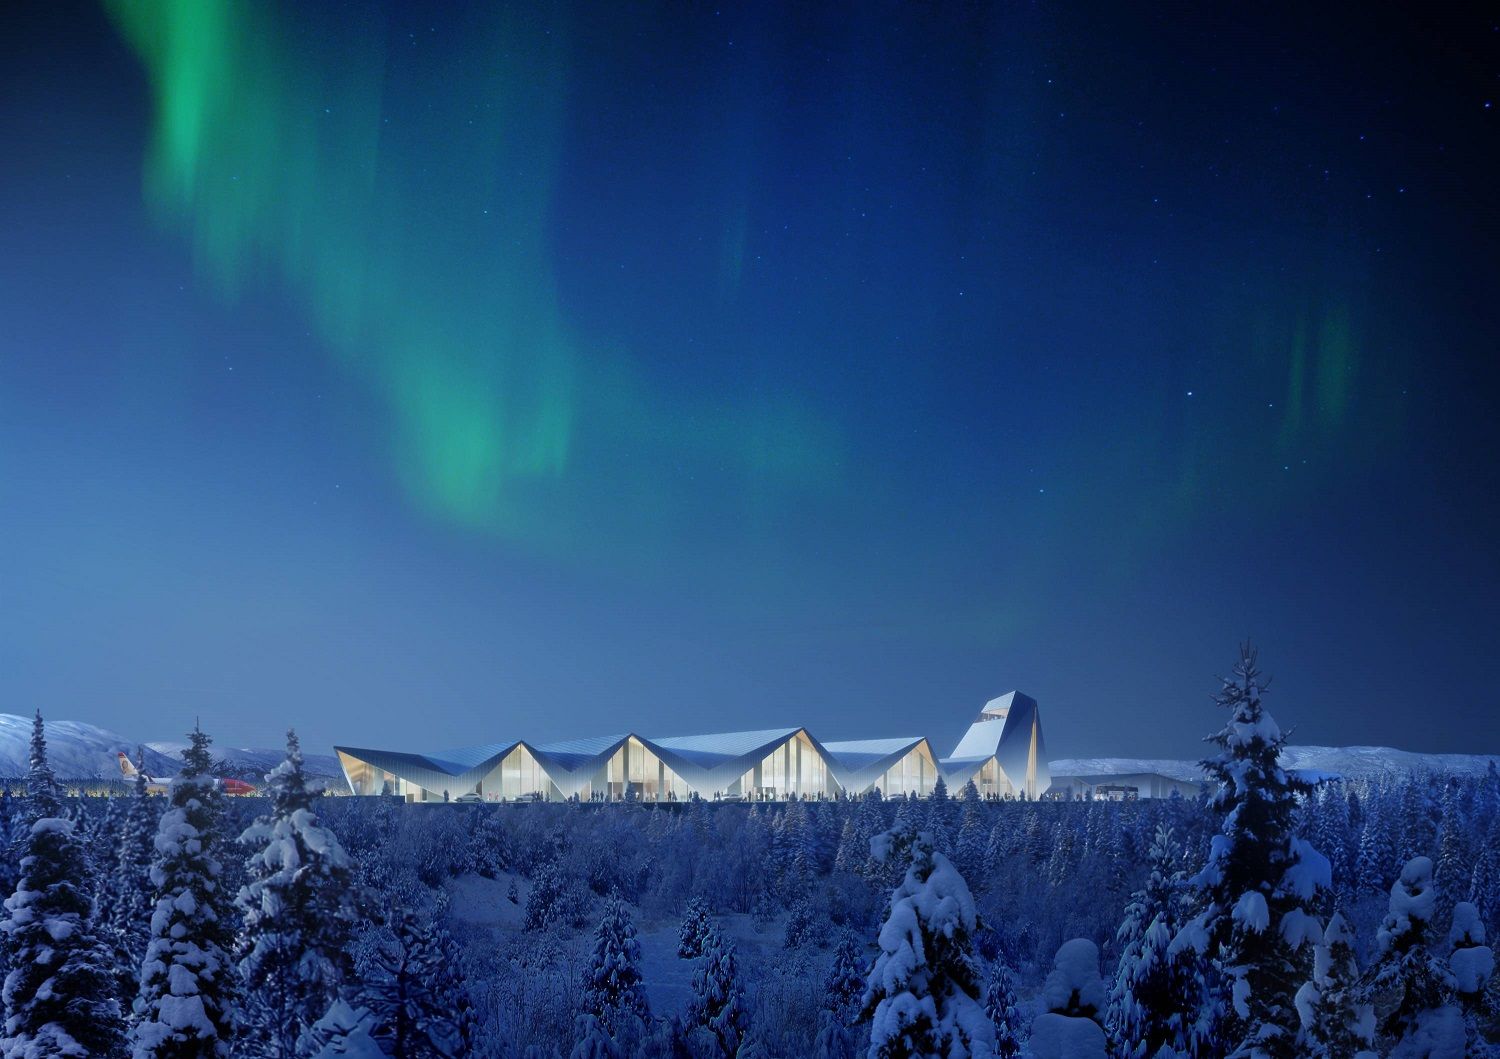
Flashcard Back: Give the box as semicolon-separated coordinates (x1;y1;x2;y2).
2;1;1497;760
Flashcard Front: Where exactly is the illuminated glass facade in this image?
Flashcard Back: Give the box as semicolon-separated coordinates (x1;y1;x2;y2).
482;745;555;801
735;730;832;800
940;692;1050;800
334;692;1051;803
595;737;692;802
877;742;937;797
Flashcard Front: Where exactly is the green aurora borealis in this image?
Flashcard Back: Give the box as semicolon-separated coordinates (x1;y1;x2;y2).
4;0;1495;754
102;0;1398;579
105;0;840;551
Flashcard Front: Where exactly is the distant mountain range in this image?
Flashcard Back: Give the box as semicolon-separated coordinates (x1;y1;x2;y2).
0;714;343;782
144;741;345;783
3;714;1493;788
1051;745;1499;783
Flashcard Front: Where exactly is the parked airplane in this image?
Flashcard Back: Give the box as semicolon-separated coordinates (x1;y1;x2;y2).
117;752;257;796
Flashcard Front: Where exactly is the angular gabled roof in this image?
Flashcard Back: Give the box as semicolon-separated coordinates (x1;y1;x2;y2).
529;733;631;775
334;741;523;799
639;727;813;795
939;690;1050;795
821;736;931;793
423;741;528;773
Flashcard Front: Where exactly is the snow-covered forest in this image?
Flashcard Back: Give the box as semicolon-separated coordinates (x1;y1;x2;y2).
1;648;1496;1058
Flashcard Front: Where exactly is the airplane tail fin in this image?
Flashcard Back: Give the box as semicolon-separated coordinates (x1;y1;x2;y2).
118;751;139;779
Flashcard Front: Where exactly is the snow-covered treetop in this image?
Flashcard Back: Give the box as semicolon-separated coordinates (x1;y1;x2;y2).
262;728;324;811
1377;856;1437;955
1041;938;1105;1018
1450;902;1485;947
1450;900;1494;999
1323;909;1355;950
1201;644;1307;805
176;722;218;786
873;839;979;954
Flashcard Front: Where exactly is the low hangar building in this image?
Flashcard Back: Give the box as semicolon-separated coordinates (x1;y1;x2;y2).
334;691;1050;803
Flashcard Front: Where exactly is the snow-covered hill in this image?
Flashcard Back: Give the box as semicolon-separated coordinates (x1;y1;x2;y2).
5;713;1491;786
1050;744;1499;782
145;741;343;782
0;714;181;780
0;714;342;781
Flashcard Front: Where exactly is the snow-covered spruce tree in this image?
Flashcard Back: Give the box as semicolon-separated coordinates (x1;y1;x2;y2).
684;925;749;1056
955;783;988;883
983;820;1009;870
1294;911;1373;1059
813;1010;854;1059
1170;645;1329;1059
1434;782;1470;923
1366;856;1463;1056
983;958;1024;1059
523;860;567;932
23;710;61;821
851;790;888;877
1397;782;1439;870
1355;807;1396;896
924;777;955;856
88;797;127;915
926;775;952;828
1019;808;1047;864
1447;901;1492;1050
823;931;866;1028
106;749;159;1011
578;892;650;1045
834;818;863;874
1310;784;1355;906
0;710;127;1059
569;1013;622;1059
1031;938;1109;1059
868;804;920;889
1107;824;1193;1058
1468;830;1498;933
784;891;816;949
861;833;994;1058
237;729;358;1058
133;723;239;1059
362;899;475;1059
677;895;713;959
0;792;15;986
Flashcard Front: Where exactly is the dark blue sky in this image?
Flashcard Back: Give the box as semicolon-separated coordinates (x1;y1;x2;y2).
2;1;1496;759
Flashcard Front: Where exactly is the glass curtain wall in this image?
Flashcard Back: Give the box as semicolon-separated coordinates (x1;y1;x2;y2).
480;745;557;801
879;744;937;797
337;752;404;797
595;738;691;801
737;731;832;800
976;758;1012;798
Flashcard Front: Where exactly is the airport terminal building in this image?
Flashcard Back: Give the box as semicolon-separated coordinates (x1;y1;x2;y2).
335;691;1050;803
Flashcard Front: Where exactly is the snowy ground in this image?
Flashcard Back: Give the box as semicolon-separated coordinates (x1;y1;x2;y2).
444;872;835;1014
441;870;1052;1028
